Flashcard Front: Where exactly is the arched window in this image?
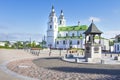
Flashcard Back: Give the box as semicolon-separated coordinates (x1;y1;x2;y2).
69;40;72;45
50;25;52;29
63;40;66;45
57;41;59;44
77;40;80;45
66;33;68;37
60;20;62;24
117;45;119;51
72;33;74;37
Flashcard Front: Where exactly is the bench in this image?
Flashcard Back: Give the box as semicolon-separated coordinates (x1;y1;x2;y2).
31;48;42;50
30;48;42;56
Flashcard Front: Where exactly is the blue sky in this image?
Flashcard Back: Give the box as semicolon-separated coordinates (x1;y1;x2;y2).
0;0;120;41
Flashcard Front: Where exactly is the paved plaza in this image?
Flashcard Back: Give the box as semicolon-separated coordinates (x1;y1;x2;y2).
0;49;39;80
0;49;120;80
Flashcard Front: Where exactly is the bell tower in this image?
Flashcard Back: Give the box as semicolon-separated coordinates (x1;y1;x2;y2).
58;10;66;27
47;6;58;48
84;20;103;62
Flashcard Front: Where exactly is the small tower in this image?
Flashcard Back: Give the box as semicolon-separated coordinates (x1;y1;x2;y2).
58;10;66;27
47;6;58;48
84;20;102;62
78;21;80;26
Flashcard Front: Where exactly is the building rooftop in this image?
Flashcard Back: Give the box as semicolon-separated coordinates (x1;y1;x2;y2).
58;25;88;31
84;21;102;35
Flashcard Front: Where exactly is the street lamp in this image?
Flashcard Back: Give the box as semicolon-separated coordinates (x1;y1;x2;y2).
49;44;52;56
65;38;68;53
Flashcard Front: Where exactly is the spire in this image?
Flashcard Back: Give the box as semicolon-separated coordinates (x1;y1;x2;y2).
58;9;66;26
49;5;56;17
59;10;64;19
92;19;93;23
51;5;55;12
78;21;80;26
84;21;102;35
61;10;63;15
52;5;54;9
61;10;63;13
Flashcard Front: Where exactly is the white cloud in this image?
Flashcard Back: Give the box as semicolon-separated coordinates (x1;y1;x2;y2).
102;30;120;39
88;16;101;22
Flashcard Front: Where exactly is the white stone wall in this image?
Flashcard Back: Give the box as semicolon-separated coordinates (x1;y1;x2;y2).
68;31;77;36
56;39;84;49
47;13;58;48
58;19;66;27
0;42;5;46
110;46;114;52
59;31;68;37
58;30;85;37
78;31;85;36
95;39;109;51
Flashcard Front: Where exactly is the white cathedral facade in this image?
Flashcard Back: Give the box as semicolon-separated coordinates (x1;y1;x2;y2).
47;6;109;50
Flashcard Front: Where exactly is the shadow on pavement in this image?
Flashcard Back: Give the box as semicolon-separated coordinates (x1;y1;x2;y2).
47;67;120;75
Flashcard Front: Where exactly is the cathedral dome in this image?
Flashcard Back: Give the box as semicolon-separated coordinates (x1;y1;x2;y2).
59;10;64;19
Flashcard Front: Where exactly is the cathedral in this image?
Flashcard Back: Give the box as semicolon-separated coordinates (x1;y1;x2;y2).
46;6;109;50
47;6;87;49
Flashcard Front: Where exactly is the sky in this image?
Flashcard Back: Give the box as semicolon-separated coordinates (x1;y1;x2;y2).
0;0;120;41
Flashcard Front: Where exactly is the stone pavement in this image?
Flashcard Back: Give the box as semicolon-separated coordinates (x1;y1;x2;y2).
7;57;120;80
0;49;40;80
0;49;65;80
1;49;120;80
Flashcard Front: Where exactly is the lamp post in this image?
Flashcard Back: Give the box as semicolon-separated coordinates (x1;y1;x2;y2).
59;48;61;56
66;38;68;53
77;40;79;56
55;39;56;49
49;44;52;56
29;37;31;53
42;39;43;49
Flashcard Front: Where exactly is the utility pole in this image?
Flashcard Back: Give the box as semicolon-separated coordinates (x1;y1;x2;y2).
30;37;31;53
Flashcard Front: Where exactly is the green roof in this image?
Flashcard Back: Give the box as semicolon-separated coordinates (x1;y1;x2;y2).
58;25;88;31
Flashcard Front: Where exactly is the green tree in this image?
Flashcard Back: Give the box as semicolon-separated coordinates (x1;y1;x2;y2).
109;40;115;46
13;41;24;49
31;41;36;48
5;41;10;48
12;43;17;48
18;41;22;49
25;42;31;48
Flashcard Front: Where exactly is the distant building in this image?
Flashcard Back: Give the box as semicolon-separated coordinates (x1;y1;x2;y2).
114;34;120;53
0;41;6;46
